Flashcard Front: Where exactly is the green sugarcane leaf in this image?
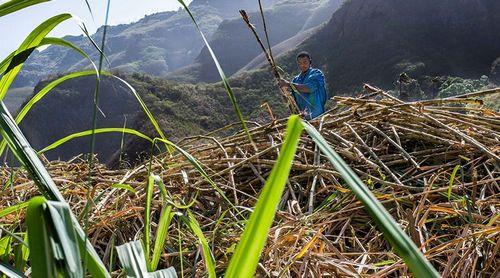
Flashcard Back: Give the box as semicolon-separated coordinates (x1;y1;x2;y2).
0;14;72;99
182;210;216;278
0;261;25;278
38;127;153;154
225;115;303;278
150;205;174;271
0;0;49;18
116;241;177;278
26;196;82;278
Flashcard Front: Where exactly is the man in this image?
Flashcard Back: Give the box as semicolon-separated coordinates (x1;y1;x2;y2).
279;51;328;120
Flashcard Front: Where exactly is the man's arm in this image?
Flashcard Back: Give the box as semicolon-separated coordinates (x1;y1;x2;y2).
279;78;311;93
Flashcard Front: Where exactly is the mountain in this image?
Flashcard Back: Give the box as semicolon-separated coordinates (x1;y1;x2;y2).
12;0;277;88
272;0;500;95
168;0;343;82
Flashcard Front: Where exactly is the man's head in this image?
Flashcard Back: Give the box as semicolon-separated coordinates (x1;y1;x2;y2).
296;51;312;73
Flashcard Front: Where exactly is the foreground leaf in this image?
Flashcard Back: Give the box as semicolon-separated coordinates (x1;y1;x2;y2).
150;205;174;271
116;241;177;278
0;13;72;99
38;127;153;154
182;210;216;278
0;261;25;278
26;196;82;278
0;0;48;18
225;115;303;278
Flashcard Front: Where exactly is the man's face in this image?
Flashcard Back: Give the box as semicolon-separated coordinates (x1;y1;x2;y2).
297;56;311;73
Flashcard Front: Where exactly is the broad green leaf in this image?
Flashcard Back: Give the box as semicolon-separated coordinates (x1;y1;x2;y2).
182;210;216;278
0;13;72;99
150;205;174;271
144;174;155;265
26;196;82;278
13;233;29;274
0;37;97;77
0;261;25;278
0;101;109;277
225;115;303;278
38;127;153;154
0;0;48;18
0;201;28;218
116;241;177;278
177;0;252;145
111;183;137;194
301;120;439;278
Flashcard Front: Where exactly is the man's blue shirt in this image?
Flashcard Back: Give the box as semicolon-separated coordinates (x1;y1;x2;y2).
291;67;328;120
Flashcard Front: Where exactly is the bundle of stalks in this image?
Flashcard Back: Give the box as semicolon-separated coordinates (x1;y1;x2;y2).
1;86;498;277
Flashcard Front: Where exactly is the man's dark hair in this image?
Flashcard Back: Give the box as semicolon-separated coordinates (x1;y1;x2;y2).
296;51;312;62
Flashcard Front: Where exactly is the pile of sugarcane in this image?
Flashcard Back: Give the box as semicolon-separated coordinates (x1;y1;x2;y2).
1;86;498;277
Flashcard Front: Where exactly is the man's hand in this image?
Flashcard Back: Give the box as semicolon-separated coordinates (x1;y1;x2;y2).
278;78;290;88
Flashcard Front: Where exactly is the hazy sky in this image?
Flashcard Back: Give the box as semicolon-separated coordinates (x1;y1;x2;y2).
0;0;193;57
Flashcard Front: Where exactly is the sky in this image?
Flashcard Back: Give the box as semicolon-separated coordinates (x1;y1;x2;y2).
0;0;193;57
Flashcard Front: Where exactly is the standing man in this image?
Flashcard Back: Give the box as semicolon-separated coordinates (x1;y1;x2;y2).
279;51;328;120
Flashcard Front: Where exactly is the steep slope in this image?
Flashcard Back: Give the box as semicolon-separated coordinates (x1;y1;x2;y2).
275;0;500;95
167;0;343;82
13;0;277;88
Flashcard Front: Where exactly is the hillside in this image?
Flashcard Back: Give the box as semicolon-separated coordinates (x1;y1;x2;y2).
272;0;500;95
13;0;277;88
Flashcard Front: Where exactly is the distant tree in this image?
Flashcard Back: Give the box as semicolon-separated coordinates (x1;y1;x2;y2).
437;75;488;98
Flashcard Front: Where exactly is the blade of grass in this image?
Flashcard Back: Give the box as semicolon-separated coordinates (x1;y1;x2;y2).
26;196;82;278
0;13;104;100
0;261;25;278
225;115;303;278
144;173;155;267
0;72;166;156
116;240;177;278
0;0;48;17
448;164;460;201
0;37;96;77
181;210;216;278
0;201;28;218
38;127;153;154
0;13;72;99
0;100;109;277
150;205;174;271
13;233;29;273
113;75;170;151
82;0;111;272
177;0;253;145
301;120;439;278
111;183;136;194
